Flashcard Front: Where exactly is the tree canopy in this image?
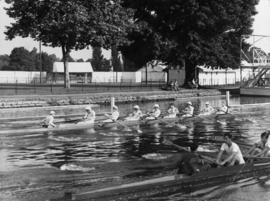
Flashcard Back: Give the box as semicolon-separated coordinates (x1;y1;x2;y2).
122;0;259;83
5;0;134;87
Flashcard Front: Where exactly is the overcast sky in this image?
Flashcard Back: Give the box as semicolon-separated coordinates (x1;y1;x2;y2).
1;0;270;60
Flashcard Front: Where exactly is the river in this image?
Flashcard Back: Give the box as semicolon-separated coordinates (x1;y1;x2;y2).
1;96;270;201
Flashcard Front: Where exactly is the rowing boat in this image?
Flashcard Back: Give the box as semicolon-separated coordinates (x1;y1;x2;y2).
0;113;234;135
74;158;270;200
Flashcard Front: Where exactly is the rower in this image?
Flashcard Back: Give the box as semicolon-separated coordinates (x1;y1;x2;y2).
216;102;228;114
164;139;211;178
216;133;245;166
164;103;179;119
181;101;194;118
81;106;96;124
200;101;215;115
125;105;143;121
103;105;120;123
246;131;270;157
41;111;56;128
145;104;161;120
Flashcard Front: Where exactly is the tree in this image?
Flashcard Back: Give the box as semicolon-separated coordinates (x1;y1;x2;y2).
91;46;111;71
76;58;85;62
123;0;258;84
8;47;36;71
5;0;134;88
0;55;10;70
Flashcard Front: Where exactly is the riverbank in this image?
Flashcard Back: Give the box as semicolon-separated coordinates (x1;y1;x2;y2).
0;89;223;109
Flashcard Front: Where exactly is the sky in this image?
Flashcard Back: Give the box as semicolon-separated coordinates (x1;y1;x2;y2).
1;0;270;60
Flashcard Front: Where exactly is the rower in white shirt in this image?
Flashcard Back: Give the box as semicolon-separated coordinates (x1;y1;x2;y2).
181;101;194;118
216;133;245;166
125;105;143;121
103;105;120;122
164;103;179;118
200;102;215;115
216;102;228;114
145;104;161;120
80;106;96;124
41;111;56;128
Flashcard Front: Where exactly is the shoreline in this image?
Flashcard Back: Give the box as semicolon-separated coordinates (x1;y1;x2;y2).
0;89;223;109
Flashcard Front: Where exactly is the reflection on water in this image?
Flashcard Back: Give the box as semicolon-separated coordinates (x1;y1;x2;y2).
0;96;270;201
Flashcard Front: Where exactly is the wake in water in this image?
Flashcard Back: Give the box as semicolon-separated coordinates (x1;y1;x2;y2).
60;163;95;172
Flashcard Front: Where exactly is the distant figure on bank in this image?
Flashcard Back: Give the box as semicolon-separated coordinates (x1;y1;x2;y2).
216;102;228;114
246;131;270;157
181;102;194;118
125;105;143;121
145;104;161;120
174;80;179;91
103;105;120;123
216;133;245;166
81;106;96;124
200;102;215;115
41;111;56;128
164;103;179;118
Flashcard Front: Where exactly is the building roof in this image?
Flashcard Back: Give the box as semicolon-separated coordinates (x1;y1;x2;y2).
53;62;93;73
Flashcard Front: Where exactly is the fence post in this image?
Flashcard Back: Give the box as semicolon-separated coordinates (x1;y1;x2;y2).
34;79;36;94
15;80;18;95
111;97;115;113
226;91;230;106
51;81;53;94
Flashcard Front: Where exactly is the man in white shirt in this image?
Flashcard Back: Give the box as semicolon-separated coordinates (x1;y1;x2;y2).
216;102;228;114
181;101;194;118
164;103;179;118
42;111;56;128
216;133;245;166
81;106;96;124
103;105;120;122
125;105;143;121
145;104;161;120
200;102;215;115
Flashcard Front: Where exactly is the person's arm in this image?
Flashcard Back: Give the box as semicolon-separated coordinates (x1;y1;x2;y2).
216;150;224;164
220;152;237;166
254;146;270;157
48;117;56;127
245;144;257;156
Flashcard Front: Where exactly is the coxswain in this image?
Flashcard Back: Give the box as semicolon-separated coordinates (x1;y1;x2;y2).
164;103;179;118
145;104;161;120
181;101;194;118
246;131;270;157
103;105;120;123
216;133;245;166
125;105;143;121
81;106;96;124
200;102;215;115
41;111;56;128
216;102;228;114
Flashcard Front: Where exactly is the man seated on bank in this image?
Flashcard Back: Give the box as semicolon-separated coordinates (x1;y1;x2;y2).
80;106;96;124
216;102;228;114
216;133;245;166
163;103;179;119
200;101;215;115
41;111;56;128
181;101;194;118
246;131;270;157
103;105;120;123
144;104;161;120
125;105;143;121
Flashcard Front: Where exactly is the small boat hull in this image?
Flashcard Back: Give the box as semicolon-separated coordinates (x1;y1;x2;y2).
74;160;270;200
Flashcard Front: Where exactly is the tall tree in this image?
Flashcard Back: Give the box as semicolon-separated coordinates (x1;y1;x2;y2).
8;47;36;71
0;55;10;70
123;0;258;84
5;0;134;88
91;46;111;71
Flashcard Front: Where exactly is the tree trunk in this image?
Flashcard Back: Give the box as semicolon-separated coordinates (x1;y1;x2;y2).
62;46;70;88
184;59;196;86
